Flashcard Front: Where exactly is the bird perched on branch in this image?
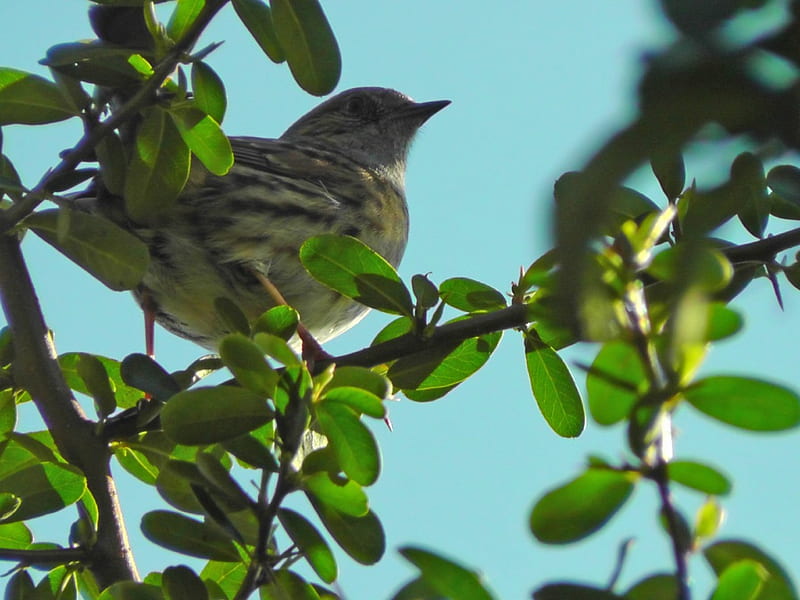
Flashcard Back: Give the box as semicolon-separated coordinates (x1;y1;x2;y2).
94;87;449;353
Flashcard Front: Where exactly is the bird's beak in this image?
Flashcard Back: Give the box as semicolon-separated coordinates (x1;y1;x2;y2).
397;99;451;124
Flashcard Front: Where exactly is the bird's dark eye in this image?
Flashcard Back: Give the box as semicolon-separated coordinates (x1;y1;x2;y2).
344;95;368;116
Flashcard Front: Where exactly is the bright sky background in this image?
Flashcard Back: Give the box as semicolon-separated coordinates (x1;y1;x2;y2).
2;1;800;598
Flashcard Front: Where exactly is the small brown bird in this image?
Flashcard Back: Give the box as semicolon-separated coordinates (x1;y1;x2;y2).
115;87;449;351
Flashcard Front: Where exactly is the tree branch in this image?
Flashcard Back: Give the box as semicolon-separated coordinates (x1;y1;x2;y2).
0;0;228;233
722;226;800;264
314;302;530;373
0;234;137;587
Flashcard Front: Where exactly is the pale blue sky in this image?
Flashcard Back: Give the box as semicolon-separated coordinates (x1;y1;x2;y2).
2;1;799;598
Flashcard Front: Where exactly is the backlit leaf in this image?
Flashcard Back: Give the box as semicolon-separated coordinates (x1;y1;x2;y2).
524;330;584;437
684;376;800;431
124;107;190;225
0;67;77;125
300;234;413;316
271;0;340;95
530;468;636;544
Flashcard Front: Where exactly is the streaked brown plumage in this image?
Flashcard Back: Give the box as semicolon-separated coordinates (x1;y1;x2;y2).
113;87;449;349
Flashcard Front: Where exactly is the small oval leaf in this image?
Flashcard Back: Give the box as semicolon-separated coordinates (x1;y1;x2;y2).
684;376;800;431
400;547;496;600
161;386;273;445
300;234;413;316
124;107;190;225
524;331;585;438
530;468;636;544
439;277;507;312
232;0;286;63
315;402;379;486
278;508;337;583
271;0;340;95
141;510;240;561
0;67;77;125
668;460;732;496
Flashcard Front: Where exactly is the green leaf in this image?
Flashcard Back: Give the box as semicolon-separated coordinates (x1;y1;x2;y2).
0;521;32;549
196;452;252;510
161;386;273;445
260;570;320;600
326;366;390;400
253;305;299;340
668;460;732;495
768;164;800;205
0;390;18;436
533;584;622;600
524;331;585;438
695;497;725;540
124;107;190;225
253;332;301;367
201;560;248;600
214;296;251;336
706;303;743;341
389;329;501;399
114;446;160;485
648;244;733;292
300;234;413;316
0;67;77;125
232;0;286;63
169;106;233;176
711;560;766;600
271;0;341;95
323;386;386;419
141;510;240;561
120;353;180;401
5;570;35;600
651;150;685;201
704;540;797;600
625;574;679;600
391;578;445;600
278;508;337;583
95;131;127;196
163;565;209;600
439;277;506;312
222;424;278;471
0;462;86;522
167;0;206;42
310;500;385;565
76;353;117;419
303;472;368;516
400;547;496;600
191;61;227;123
412;274;439;310
43;41;144;87
218;334;278;396
530;468;636;544
684;376;800;431
27;208;149;292
315;401;379;486
586;341;647;425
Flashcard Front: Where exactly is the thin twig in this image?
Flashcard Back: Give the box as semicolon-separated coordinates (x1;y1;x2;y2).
653;463;691;600
314;302;529;373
